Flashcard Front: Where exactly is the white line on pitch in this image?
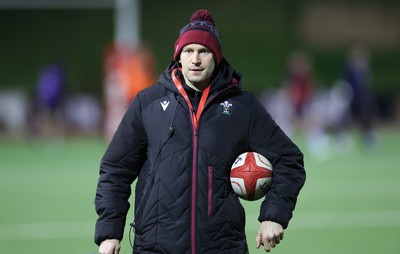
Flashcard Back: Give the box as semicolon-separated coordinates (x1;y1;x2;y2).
246;210;400;230
1;210;400;241
0;221;94;241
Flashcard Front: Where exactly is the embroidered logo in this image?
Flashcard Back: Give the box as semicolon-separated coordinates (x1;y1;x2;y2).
160;100;170;111
220;101;232;115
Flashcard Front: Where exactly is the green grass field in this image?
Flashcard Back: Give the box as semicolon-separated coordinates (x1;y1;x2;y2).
0;128;399;254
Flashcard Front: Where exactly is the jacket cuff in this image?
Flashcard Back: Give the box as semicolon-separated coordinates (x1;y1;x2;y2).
94;221;125;246
258;203;292;229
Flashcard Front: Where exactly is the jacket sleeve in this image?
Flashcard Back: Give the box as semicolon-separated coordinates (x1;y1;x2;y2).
249;95;306;229
94;95;147;245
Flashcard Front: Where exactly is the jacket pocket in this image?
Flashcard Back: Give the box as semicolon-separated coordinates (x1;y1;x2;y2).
208;166;212;218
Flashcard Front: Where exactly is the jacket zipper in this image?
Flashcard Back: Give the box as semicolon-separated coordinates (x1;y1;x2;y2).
190;84;237;254
189;89;209;254
172;69;238;254
208;166;212;218
191;125;198;254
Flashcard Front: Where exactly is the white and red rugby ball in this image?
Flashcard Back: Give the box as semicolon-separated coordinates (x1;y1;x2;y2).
230;152;273;201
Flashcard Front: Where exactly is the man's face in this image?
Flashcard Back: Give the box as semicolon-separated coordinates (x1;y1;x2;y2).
180;44;215;90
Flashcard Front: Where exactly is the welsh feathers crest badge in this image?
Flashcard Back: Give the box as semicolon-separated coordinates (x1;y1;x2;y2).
220;101;232;115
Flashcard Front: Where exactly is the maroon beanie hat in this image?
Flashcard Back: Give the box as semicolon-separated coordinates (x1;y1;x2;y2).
174;9;223;64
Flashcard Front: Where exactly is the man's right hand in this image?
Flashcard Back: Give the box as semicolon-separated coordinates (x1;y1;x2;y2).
99;239;121;254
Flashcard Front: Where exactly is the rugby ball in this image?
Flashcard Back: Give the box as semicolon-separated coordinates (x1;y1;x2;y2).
230;152;273;201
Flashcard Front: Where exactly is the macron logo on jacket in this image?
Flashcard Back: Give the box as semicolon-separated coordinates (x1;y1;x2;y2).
160;100;170;111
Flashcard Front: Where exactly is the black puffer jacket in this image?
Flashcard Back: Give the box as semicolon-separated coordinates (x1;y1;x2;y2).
95;59;306;253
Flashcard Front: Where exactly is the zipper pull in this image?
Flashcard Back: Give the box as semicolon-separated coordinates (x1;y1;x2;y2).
168;126;175;137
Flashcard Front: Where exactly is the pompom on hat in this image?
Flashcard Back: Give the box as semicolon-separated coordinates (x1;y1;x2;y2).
174;9;223;64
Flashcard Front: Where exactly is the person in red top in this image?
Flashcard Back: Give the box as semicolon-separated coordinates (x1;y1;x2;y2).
284;50;315;118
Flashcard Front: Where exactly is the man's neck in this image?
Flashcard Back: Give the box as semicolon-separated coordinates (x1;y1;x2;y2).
186;82;203;92
182;74;209;92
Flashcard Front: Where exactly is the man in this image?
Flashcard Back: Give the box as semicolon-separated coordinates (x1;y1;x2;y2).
344;45;376;151
95;9;305;254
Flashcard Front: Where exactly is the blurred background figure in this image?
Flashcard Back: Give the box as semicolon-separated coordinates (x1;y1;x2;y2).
29;59;66;142
284;49;315;125
344;45;377;151
102;0;156;141
103;43;155;141
0;90;28;137
262;49;316;139
304;79;353;160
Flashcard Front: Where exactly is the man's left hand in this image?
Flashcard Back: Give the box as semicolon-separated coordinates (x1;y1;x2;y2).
256;221;284;252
